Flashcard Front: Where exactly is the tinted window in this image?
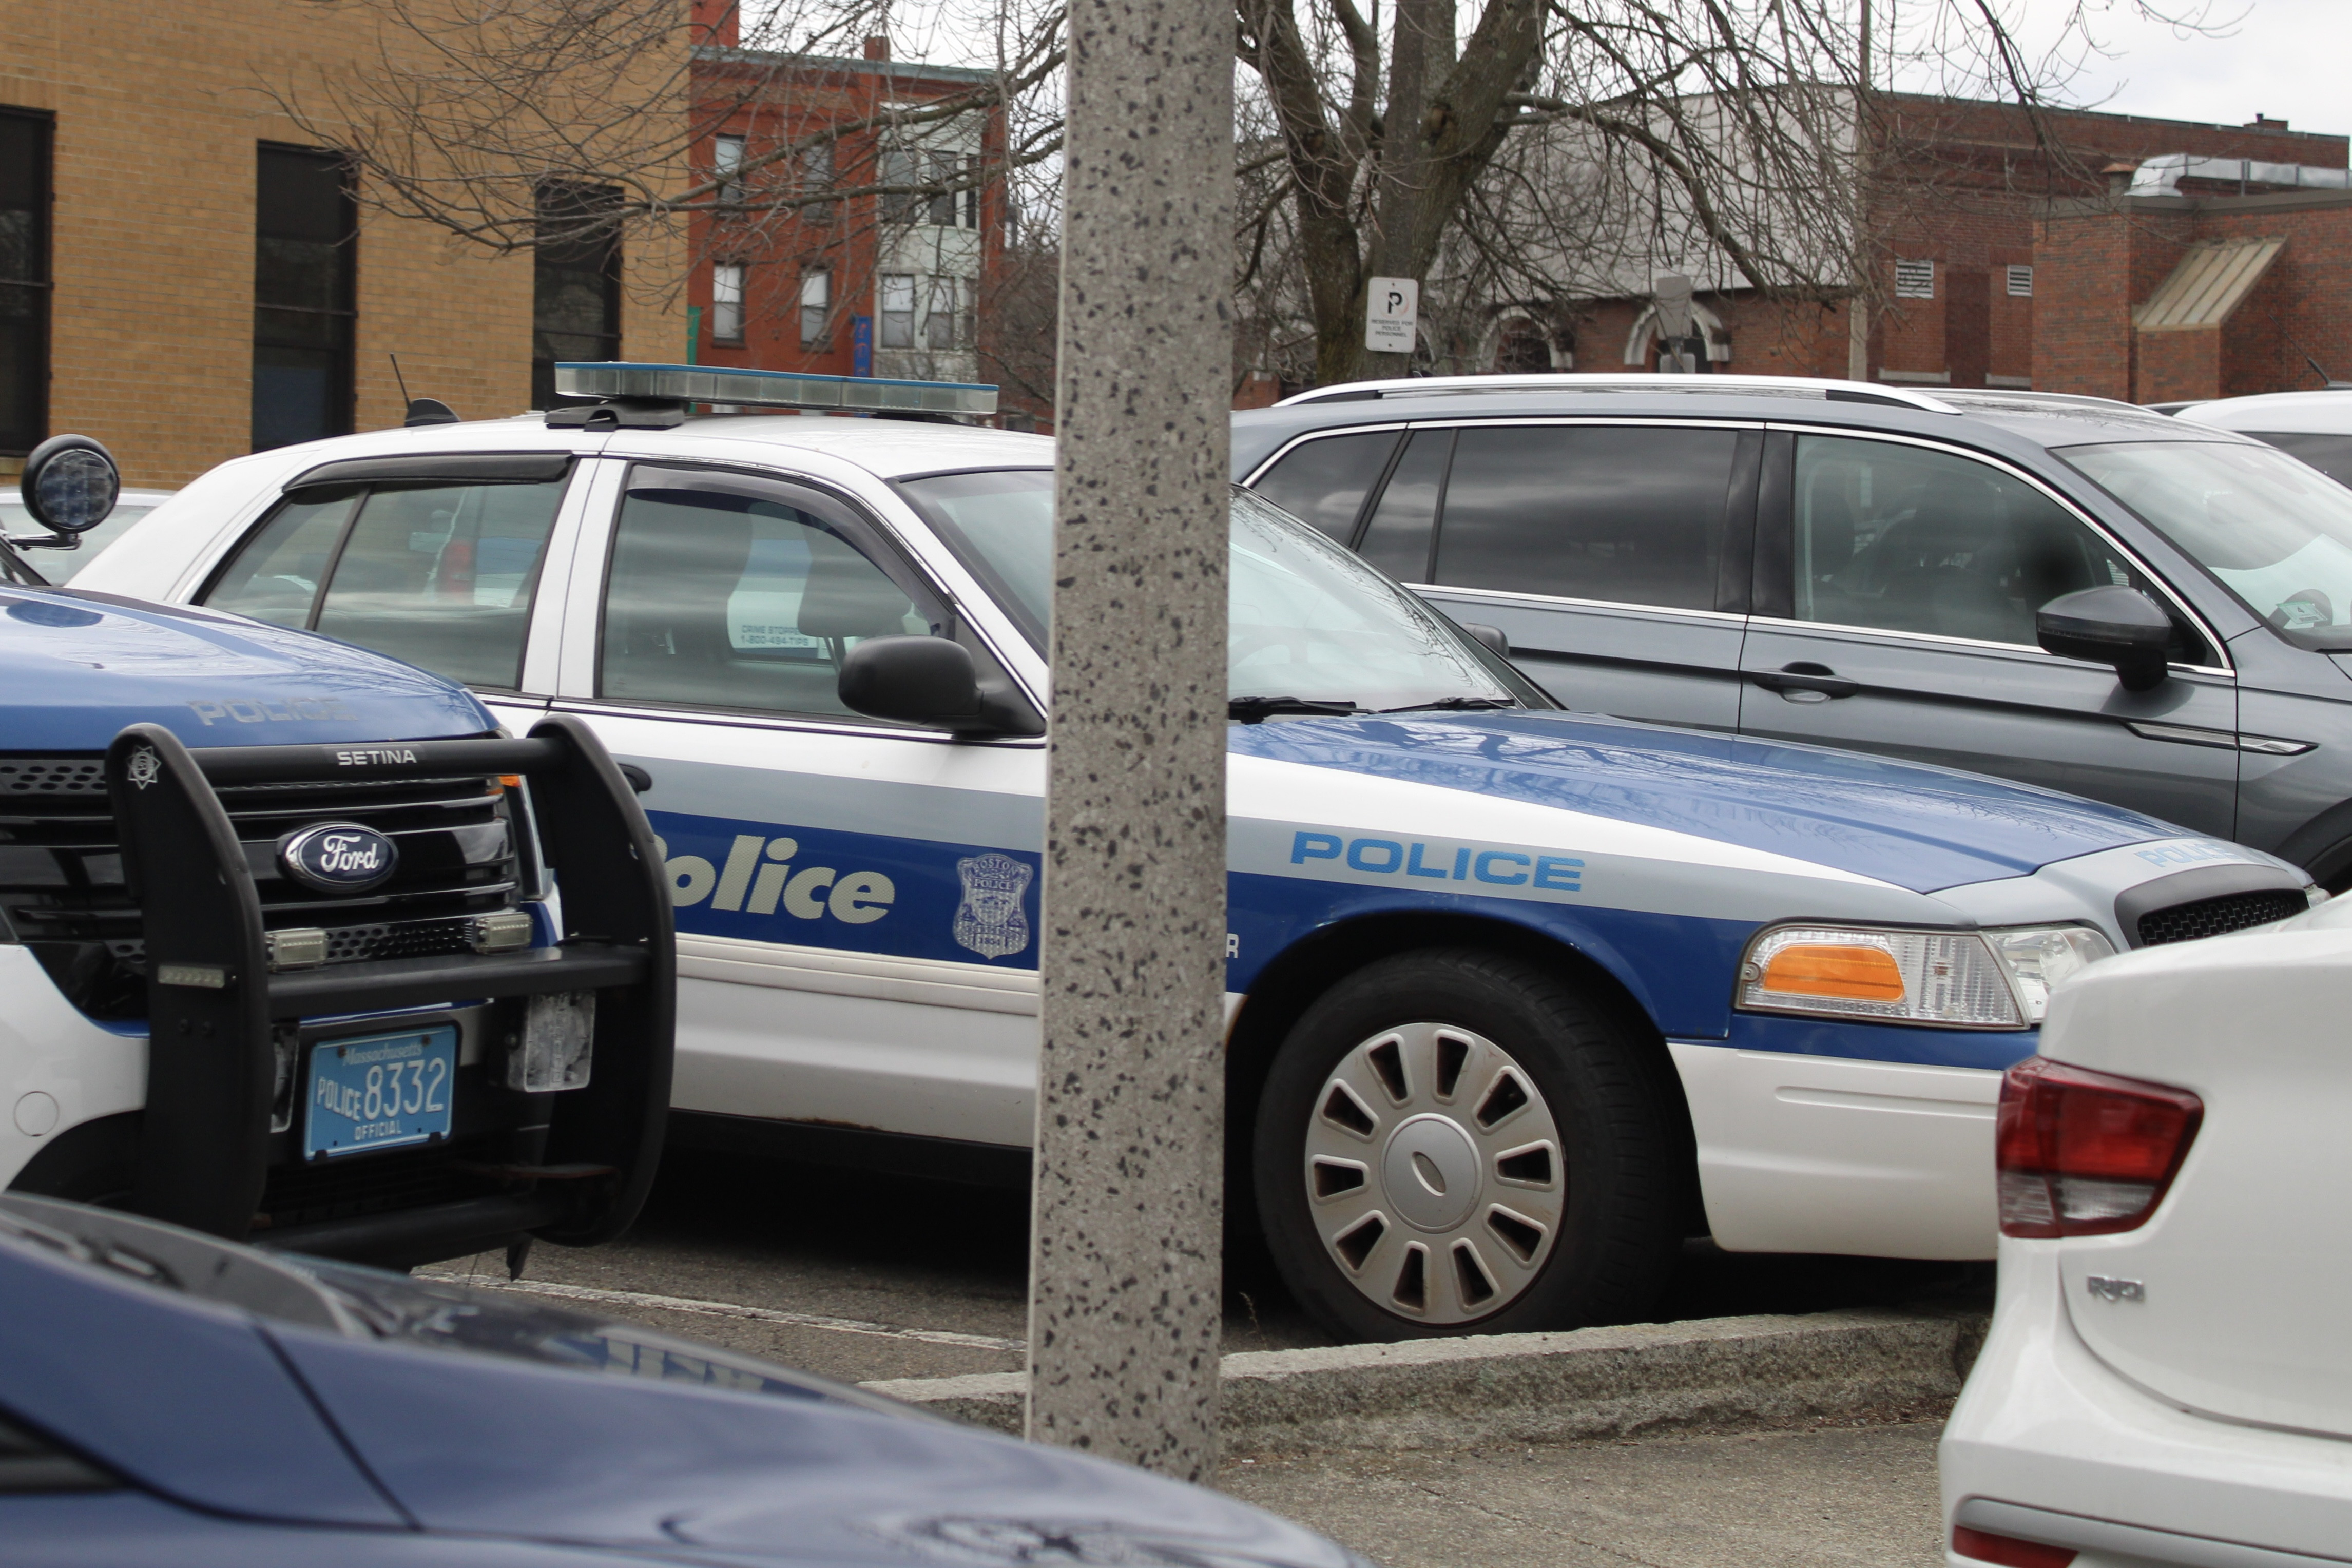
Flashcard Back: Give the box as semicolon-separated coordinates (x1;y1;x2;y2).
253;145;356;452
1249;430;1402;541
0;111;51;457
602;475;944;719
201;479;565;687
1433;425;1737;610
2249;431;2352;489
1795;435;2201;657
1358;428;1449;582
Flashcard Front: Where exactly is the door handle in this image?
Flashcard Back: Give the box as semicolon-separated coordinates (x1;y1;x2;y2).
1752;663;1860;698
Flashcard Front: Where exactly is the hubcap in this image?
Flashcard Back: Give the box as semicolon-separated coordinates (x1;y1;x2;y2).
1301;1022;1565;1325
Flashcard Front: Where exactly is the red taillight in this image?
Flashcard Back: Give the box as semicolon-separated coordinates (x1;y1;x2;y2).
1953;1524;2077;1568
1997;1056;2202;1238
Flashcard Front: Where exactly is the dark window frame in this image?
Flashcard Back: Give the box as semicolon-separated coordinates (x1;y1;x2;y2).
251;142;356;453
532;181;623;410
0;107;52;459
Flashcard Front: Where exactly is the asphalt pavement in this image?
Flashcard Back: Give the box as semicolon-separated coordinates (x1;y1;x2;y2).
429;1145;1973;1567
436;1146;1990;1386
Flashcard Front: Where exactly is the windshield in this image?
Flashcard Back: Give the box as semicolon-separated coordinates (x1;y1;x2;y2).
896;470;1539;713
2064;439;2352;648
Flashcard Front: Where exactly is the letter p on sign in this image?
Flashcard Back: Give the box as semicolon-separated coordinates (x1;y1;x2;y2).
1365;277;1418;354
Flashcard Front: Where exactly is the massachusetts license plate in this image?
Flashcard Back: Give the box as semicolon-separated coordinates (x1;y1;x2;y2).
304;1026;457;1159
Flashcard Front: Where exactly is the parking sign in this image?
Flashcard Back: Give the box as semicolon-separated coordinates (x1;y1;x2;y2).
1365;276;1418;354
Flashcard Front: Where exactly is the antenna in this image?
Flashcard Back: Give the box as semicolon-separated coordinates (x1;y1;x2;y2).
389;353;414;406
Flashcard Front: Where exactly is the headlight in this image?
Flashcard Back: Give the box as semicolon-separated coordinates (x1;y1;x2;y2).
1736;923;2114;1030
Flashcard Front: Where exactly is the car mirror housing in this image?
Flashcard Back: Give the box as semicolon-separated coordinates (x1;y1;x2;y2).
1459;622;1510;657
838;635;1041;736
2037;586;2173;692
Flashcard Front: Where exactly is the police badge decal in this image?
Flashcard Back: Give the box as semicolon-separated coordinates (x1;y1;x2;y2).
953;852;1034;960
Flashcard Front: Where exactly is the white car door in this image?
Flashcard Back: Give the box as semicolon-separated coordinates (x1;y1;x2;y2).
548;458;1048;1151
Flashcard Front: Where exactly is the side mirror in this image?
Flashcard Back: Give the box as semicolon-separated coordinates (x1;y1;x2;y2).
2037;586;2173;692
1459;622;1509;657
15;434;120;547
839;635;1043;736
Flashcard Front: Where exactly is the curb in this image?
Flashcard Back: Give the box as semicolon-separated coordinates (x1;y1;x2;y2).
861;1307;1986;1456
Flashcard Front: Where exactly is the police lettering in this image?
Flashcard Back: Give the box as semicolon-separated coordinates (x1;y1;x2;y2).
1291;831;1582;894
659;834;896;925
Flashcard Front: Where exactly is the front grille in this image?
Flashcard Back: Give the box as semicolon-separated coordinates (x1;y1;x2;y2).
2136;888;2308;947
0;753;525;1017
258;1141;507;1231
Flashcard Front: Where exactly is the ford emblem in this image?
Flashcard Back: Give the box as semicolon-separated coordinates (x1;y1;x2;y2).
278;822;399;894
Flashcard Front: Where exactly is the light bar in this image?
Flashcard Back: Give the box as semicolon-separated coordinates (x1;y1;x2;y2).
555;362;997;417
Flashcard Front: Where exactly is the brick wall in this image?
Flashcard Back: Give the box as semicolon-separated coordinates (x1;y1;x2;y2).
0;0;687;488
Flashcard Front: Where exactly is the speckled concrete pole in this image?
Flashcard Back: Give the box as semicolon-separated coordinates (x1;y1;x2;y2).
1026;0;1233;1482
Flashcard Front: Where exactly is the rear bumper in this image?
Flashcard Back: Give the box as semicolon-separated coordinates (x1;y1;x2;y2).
1941;1239;2352;1565
258;1191;570;1271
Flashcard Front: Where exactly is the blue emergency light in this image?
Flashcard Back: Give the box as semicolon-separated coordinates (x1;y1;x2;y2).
554;361;997;417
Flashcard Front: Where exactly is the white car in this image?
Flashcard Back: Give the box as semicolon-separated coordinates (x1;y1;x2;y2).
4;487;173;580
62;362;2318;1341
1940;898;2352;1565
2171;389;2352;488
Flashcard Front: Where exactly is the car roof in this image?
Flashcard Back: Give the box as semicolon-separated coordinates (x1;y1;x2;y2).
1230;376;2257;477
662;413;1055;477
2171;389;2352;435
219;412;1055;488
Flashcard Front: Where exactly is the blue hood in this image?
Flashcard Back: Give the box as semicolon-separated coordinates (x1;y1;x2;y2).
0;588;491;751
1231;709;2175;893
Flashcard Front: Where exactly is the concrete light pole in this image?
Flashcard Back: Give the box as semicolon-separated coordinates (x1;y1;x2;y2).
1026;0;1236;1483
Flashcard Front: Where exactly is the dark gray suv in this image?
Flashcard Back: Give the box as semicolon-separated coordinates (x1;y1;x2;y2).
1235;376;2352;888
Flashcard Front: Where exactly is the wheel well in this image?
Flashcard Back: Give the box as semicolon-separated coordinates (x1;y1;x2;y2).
1224;912;1703;1239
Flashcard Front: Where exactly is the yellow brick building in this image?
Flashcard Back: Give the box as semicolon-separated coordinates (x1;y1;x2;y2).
0;1;687;488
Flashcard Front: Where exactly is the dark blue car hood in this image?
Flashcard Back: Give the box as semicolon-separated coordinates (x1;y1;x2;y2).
1230;708;2176;893
0;588;490;750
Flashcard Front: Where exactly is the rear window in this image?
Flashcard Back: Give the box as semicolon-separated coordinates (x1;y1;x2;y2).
1248;429;1404;542
1431;424;1740;611
2247;430;2352;488
202;475;568;689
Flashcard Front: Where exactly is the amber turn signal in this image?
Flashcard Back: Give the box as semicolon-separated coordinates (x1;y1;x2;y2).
1756;942;1906;1002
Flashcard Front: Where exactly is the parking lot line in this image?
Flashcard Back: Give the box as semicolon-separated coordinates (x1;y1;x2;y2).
417;1271;1029;1353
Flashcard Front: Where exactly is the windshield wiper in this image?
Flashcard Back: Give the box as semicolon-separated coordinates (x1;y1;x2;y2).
1227;696;1362;723
1374;696;1518;714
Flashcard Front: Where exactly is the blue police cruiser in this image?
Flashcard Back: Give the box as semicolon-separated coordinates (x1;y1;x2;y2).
2;436;671;1272
79;365;2316;1341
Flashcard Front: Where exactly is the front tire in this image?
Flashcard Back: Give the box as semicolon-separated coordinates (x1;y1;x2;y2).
1252;949;1683;1341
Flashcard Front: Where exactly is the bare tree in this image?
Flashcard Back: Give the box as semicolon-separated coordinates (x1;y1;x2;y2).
263;0;1066;305
1233;0;2220;386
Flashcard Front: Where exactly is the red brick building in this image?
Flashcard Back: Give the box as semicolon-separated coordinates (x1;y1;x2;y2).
684;3;1007;395
1556;98;2347;396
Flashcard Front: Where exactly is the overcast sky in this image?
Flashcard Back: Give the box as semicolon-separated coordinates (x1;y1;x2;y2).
1946;0;2349;140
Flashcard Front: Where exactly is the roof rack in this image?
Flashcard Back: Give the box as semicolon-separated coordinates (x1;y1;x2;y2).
549;362;998;424
1275;372;1962;415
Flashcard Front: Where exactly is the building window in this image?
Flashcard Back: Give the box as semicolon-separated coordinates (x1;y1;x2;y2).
714;133;745;205
2006;264;2034;298
0;110;51;458
925;275;972;349
880;273;916;347
800;141;833;221
252;144;357;453
712;263;745;342
532;182;622;409
800;270;830;347
882;149;920;224
1894;259;1936;299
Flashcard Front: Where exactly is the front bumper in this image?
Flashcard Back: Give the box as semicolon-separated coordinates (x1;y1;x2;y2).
1941;1238;2352;1565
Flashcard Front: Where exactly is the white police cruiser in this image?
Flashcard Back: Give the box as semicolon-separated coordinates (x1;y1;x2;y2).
76;364;2318;1341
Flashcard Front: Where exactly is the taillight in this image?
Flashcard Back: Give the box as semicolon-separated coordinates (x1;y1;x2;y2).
1997;1056;2202;1238
1953;1524;2076;1568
